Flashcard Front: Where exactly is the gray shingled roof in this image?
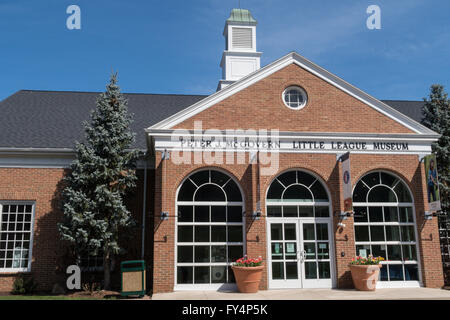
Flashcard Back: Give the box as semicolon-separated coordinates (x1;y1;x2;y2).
0;90;207;149
0;90;425;150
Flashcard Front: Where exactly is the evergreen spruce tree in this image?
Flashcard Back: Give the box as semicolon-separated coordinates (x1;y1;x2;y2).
422;84;450;214
58;74;140;289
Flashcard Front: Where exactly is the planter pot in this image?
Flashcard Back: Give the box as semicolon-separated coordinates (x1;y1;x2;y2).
231;265;264;293
350;264;382;291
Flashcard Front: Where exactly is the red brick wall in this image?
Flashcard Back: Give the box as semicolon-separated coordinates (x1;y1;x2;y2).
174;63;414;134
0;167;151;293
0;168;67;292
152;151;444;293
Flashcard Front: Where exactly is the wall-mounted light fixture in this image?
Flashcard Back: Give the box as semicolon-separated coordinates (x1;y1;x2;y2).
252;210;262;220
161;211;169;220
424;211;437;220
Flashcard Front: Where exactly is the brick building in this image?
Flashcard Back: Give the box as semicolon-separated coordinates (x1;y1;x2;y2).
0;9;444;293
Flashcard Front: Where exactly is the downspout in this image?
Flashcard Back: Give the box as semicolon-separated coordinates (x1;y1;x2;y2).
141;158;148;259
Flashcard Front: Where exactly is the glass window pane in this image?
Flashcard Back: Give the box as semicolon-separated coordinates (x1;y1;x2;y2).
283;206;297;217
191;171;209;186
267;180;284;200
304;243;316;260
315;206;329;217
404;264;419;281
356;245;371;257
354;207;368;222
227;226;243;242
303;224;315;240
371;245;387;259
401;226;416;242
284;224;296;240
385;226;400;241
380;265;389;281
228;266;236;283
211;245;226;262
363;172;380;187
353;182;369;203
317;242;329;259
283;185;312;202
272;262;284;280
211;206;226;222
368;186;397;203
369;207;383;222
223;181;242;201
309;180;329;202
384;207;398;222
381;172;397;187
295;171;315;187
316;224;328;240
271;224;283;241
387;245;402;261
394;181;412;203
211;226;226;242
177;266;193;284
355;226;369;242
178;179;197;201
271;243;283;260
285;243;297;260
319;262;331;279
228;246;243;262
177;246;193;263
304;262;317;279
278;171;296;187
195;226;210;242
399;207;414;223
286;262;298;279
402;245;417;261
370;226;385;241
194;206;209;222
299;206;313;217
267;206;282;217
388;264;404;281
195;184;226;201
194;246;210;263
178;226;193;242
211;171;229;186
211;266;227;283
227;206;242;222
194;266;210;283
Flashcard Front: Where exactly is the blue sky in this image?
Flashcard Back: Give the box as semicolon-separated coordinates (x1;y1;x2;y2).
0;0;449;101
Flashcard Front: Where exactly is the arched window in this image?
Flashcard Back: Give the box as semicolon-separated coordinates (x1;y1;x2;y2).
353;171;419;284
266;170;330;217
176;169;244;287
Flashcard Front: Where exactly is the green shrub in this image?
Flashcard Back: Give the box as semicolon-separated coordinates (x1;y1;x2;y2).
11;276;38;295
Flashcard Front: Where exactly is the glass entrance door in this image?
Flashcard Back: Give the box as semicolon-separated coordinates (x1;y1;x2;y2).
268;219;334;289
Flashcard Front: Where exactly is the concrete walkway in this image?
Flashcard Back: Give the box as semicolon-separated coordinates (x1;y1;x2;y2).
152;288;450;300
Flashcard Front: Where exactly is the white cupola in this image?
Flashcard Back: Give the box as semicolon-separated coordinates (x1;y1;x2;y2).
217;9;262;91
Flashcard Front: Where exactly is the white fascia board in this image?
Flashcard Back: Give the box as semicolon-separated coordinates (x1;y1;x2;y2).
148;52;436;135
146;128;439;142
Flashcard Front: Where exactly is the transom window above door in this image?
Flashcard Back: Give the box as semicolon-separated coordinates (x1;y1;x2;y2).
266;170;330;218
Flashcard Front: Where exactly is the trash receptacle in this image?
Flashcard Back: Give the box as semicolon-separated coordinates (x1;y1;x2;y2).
121;260;146;297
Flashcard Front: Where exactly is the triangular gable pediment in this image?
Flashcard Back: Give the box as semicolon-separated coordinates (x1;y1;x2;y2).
148;52;435;135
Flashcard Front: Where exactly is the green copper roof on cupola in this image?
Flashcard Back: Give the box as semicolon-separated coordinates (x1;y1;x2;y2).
226;8;257;23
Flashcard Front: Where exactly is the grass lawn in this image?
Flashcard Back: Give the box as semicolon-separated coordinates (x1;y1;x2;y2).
0;295;105;300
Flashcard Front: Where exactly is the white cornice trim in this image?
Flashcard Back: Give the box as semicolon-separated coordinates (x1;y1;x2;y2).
148;52;436;135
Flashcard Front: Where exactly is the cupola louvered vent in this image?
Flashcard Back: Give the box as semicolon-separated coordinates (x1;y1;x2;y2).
232;27;252;49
